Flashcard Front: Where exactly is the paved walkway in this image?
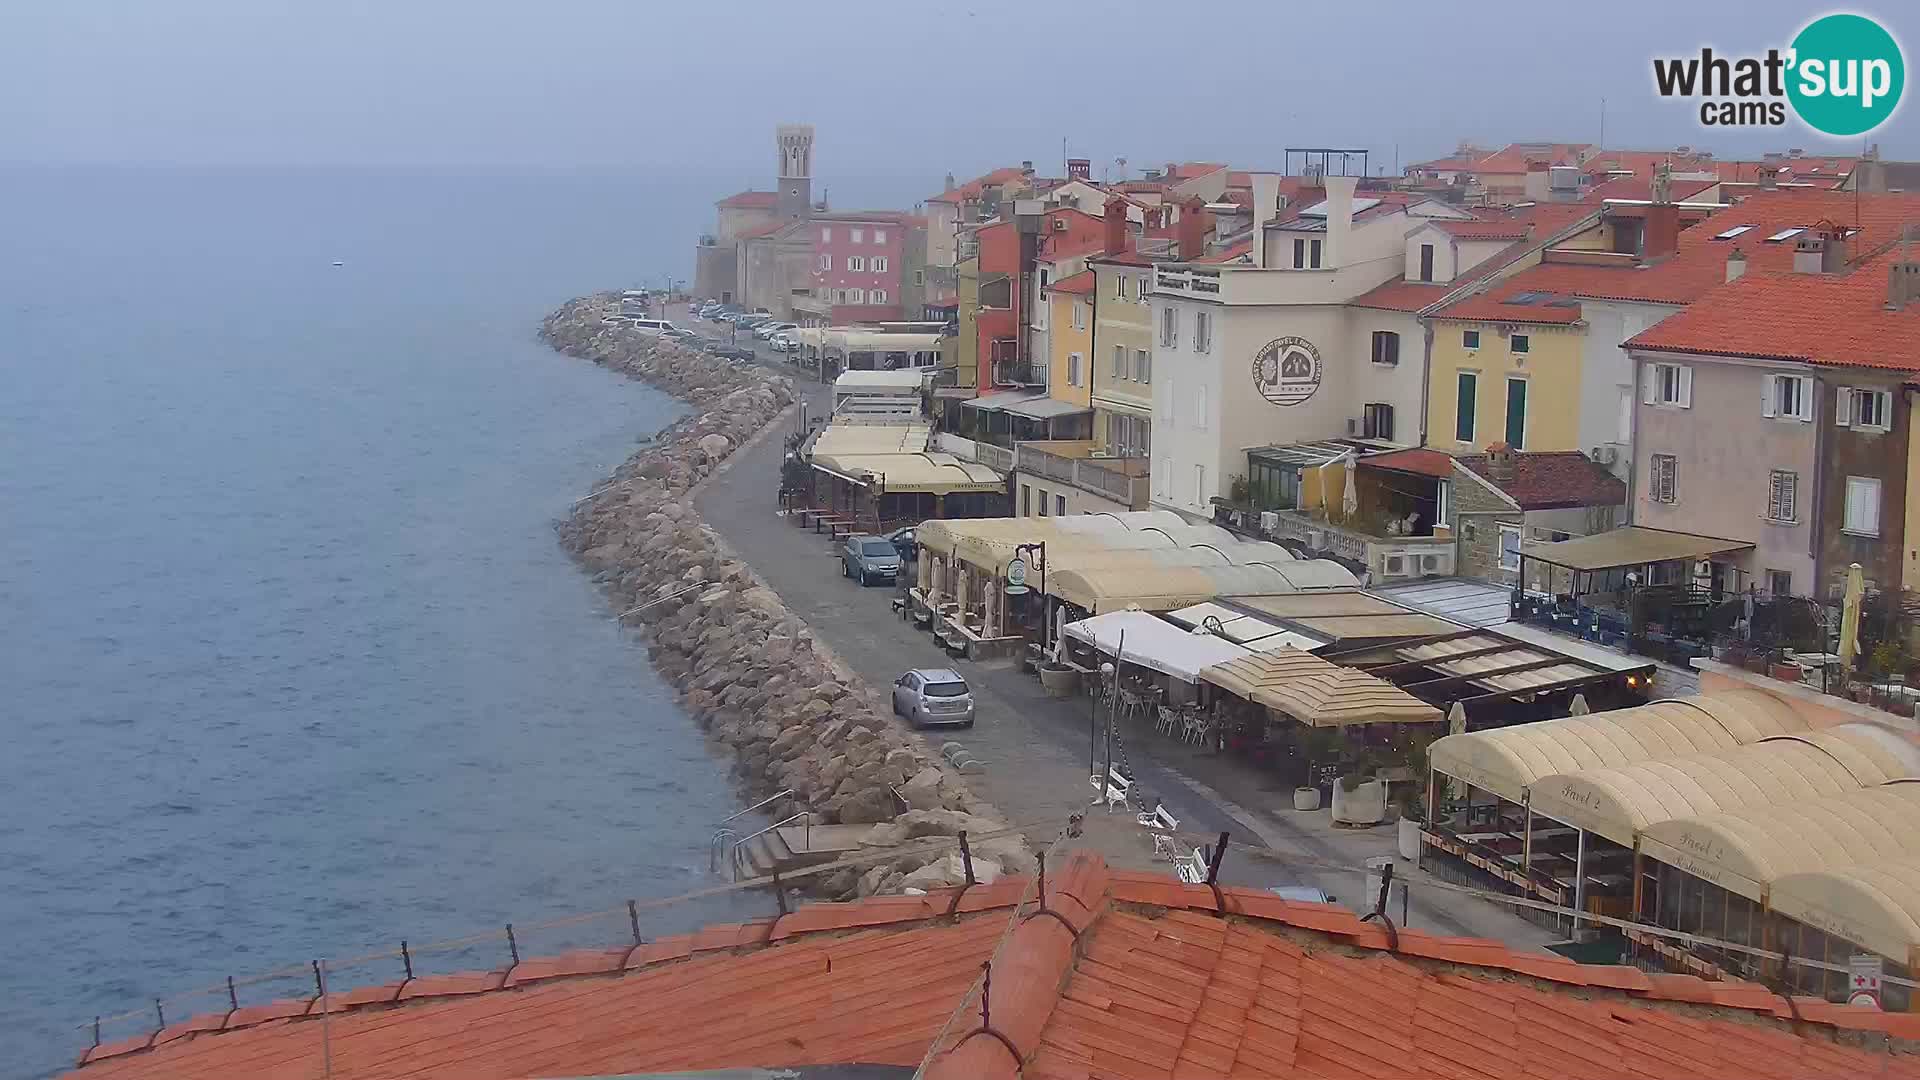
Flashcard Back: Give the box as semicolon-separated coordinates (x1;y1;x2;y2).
681;310;1559;950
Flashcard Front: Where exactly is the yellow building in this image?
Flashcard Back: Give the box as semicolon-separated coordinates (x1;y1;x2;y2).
1425;289;1587;455
1045;270;1095;410
1087;251;1156;457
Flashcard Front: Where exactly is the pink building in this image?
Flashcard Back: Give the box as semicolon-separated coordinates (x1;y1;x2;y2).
811;211;912;322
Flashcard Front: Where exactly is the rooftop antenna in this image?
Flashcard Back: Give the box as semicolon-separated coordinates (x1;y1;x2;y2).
1599;97;1607;149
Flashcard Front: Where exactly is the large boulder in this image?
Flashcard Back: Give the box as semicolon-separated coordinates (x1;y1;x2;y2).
833;786;898;825
900;766;945;810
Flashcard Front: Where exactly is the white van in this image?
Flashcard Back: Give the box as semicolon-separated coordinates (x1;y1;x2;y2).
626;318;680;336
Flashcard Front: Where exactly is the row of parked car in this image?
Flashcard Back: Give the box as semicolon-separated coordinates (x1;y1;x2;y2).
693;302;802;353
828;528;974;729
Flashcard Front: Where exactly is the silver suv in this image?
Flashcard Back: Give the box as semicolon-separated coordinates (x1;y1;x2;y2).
840;534;901;585
892;668;975;728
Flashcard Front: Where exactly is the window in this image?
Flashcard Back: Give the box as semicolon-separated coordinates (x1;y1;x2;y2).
1645;362;1692;407
1160;306;1178;347
1766;569;1793;597
1845;476;1882;535
1068;352;1082;387
1510;334;1530;354
1135;348;1150;383
914;269;925;285
1463;329;1481;349
818;254;832;270
1112;343;1125;378
1765;227;1806;243
1650;454;1678;504
1038;268;1050;289
1505;377;1527;449
1021;484;1031;516
850;228;865;244
847;255;866;272
1115;274;1128;300
1194;382;1208;429
820;228;831;242
1363;402;1394;441
870;289;887;304
873;228;886;244
1836;386;1893;429
1137;276;1150;304
871;256;888;272
1072;302;1086;331
1370;330;1400;366
1194;311;1212;353
1419;244;1435;282
1766;470;1799;523
1455;372;1477;442
1435;479;1452;528
1293;238;1306;269
1193;464;1207;506
1763;373;1813;421
1056;493;1067;516
1309;238;1322;268
1498;525;1522;572
1712;224;1756;240
833;288;847;304
847;287;865;304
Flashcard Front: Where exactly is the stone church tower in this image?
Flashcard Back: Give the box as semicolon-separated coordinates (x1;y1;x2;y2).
775;124;814;221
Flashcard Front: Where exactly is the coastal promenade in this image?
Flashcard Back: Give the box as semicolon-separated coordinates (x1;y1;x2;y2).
683;310;1560;950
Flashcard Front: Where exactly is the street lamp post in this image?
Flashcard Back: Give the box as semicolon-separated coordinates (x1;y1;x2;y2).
1092;660;1115;783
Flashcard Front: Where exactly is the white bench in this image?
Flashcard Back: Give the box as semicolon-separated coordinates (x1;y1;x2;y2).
1091;767;1130;812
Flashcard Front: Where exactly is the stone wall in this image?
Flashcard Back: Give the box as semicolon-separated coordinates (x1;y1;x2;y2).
541;294;1032;898
1453;473;1520;585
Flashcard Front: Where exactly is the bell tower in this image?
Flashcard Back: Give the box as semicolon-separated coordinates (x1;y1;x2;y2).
775;123;814;221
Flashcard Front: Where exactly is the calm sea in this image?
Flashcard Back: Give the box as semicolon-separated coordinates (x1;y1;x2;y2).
0;165;768;1078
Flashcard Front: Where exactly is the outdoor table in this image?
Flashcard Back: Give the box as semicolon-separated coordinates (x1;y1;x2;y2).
1457;831;1508;845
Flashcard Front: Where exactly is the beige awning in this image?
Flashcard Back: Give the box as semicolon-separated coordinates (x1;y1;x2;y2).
1426;689;1808;804
1051;563;1313;614
1232;591;1459;642
1525;723;1920;848
1201;647;1443;727
811;452;1005;494
1640;780;1920;902
1521;526;1754;572
810;421;931;456
1771;857;1920;964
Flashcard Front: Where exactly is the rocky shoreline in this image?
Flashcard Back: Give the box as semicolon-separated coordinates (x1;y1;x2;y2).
541;294;1033;899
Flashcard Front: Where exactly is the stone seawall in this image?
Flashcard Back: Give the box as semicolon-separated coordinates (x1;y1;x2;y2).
542;295;1033;898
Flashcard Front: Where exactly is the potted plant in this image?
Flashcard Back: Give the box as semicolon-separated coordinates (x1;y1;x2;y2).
1332;746;1386;826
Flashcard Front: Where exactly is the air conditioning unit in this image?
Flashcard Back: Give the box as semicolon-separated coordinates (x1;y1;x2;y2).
1260;511;1280;533
1420;553;1444;574
1590;445;1619;466
1052;218;1068;232
1381;554;1409;578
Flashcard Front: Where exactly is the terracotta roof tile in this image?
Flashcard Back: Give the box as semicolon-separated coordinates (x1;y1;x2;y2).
717;189;779;209
70;854;1920;1080
1457;450;1625;510
1351;277;1451;313
928;166;1029;204
1047;269;1097;296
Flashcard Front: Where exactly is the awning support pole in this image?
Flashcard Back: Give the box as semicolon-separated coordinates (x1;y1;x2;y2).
1521;794;1533;879
1573;829;1588;934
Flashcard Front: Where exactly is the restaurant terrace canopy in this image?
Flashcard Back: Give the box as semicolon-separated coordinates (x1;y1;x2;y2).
1200;647;1443;727
1049;562;1358;614
1061;609;1249;683
1770;856;1920;967
1639;780;1920;902
1425;689;1809;804
1520;526;1755;572
810;452;1005;494
1522;723;1920;848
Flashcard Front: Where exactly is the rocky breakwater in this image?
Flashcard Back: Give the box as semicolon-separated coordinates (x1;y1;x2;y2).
541;295;1034;899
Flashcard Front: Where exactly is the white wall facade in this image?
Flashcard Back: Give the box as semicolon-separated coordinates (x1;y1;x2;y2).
1579;298;1683;475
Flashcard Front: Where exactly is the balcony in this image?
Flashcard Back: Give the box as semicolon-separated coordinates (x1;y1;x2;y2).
992;359;1045;387
1215;504;1455;580
697;233;718;248
1015;441;1150;510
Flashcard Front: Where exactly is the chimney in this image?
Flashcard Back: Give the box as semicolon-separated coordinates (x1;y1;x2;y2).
1323;174;1357;270
1165;161;1178;180
1794;232;1826;273
1523;160;1551;203
1888;231;1920;310
1642;164;1679;261
944;172;956;193
1103;196;1131;256
1144;206;1163;231
1758;165;1779;190
1067;157;1090;182
1020;160;1034;175
1250;173;1281;268
1178;197;1209;261
1726;247;1748;283
1484;442;1516;482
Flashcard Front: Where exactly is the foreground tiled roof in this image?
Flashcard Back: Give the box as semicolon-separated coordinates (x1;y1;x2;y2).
1047;269;1096;296
1626;248;1920;369
69;853;1920;1080
1459;450;1628;510
718;189;780;209
1461;189;1920;307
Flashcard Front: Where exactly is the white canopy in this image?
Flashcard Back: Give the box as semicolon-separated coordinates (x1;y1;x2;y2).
1062;610;1250;684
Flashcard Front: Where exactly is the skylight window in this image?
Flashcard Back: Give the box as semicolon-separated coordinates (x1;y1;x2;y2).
1765;227;1806;242
1713;224;1756;240
1505;291;1548;305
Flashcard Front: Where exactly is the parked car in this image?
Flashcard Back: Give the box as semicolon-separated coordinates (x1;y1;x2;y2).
711;346;755;361
769;334;799;352
891;668;975;728
840;533;901;585
886;525;918;559
754;321;798;340
1270;885;1335;904
625;318;680;336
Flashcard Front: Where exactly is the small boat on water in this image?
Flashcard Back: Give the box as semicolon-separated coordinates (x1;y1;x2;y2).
331;260;345;267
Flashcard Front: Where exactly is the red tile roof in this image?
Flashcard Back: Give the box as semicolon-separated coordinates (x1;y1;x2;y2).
1194;240;1252;265
1626;248;1920;370
1168;161;1228;180
1470;143;1597;178
1432;280;1587;324
1581;176;1719;204
1454;189;1920;308
1434;219;1534;241
1712;156;1858;184
1091;249;1157;267
1350;277;1451;313
1048;269;1096;296
1459;450;1628;509
927;166;1029;205
70;853;1920;1080
717;189;780;209
1361;447;1457;478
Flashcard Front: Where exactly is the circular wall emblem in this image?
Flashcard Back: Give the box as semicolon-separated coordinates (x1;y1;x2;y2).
1251;336;1323;407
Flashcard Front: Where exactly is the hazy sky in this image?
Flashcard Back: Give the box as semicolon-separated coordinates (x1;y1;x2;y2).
3;0;1914;194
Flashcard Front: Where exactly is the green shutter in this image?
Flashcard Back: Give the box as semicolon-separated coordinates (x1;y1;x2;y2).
1455;373;1476;442
1505;379;1527;449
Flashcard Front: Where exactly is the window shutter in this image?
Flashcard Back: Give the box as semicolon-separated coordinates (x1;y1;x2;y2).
1837;386;1853;426
1643;366;1658;405
1762;375;1777;418
1678;366;1692;409
1797;377;1814;421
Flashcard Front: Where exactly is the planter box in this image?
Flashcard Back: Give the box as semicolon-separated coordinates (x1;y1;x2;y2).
1037;664;1080;698
1331;779;1386;825
1770;662;1803;683
1292;787;1321;812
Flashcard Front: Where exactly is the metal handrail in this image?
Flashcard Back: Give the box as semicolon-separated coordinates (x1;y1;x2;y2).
718;788;793;826
729;812;812;881
707;828;740;875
